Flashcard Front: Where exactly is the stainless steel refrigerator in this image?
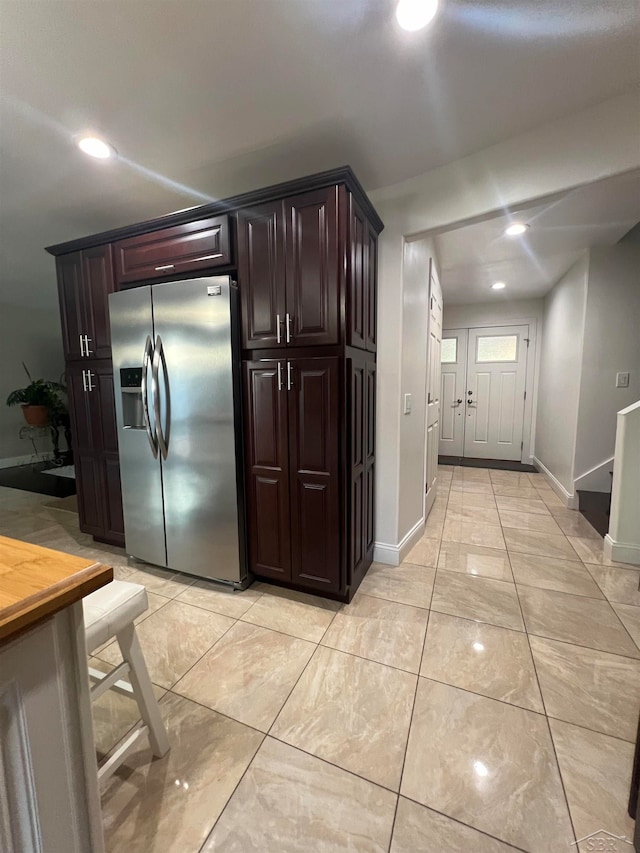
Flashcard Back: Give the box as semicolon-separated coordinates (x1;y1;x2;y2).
108;276;248;587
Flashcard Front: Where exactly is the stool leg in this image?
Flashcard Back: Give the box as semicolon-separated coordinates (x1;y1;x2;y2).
116;623;170;758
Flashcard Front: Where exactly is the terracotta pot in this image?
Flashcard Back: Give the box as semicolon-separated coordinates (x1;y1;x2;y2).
21;405;49;427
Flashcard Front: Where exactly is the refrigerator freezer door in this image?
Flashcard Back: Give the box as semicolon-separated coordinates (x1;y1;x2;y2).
109;286;167;567
151;277;242;582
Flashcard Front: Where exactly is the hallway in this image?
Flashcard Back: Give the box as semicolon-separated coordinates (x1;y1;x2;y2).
0;467;637;851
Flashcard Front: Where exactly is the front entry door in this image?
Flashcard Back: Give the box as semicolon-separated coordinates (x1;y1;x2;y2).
439;329;467;458
463;325;529;461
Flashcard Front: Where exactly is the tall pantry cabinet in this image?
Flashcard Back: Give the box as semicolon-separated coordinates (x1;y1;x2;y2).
48;168;382;601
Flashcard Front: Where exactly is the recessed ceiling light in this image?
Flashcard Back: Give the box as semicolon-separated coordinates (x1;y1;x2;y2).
491;282;506;290
77;136;116;159
505;222;528;237
396;0;439;31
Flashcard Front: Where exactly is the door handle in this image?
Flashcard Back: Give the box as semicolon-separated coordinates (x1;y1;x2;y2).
153;335;171;461
466;399;475;405
81;369;87;391
79;334;85;357
277;362;283;391
285;313;292;344
86;370;95;392
141;335;158;459
456;399;463;405
84;335;93;356
287;362;293;391
276;314;281;344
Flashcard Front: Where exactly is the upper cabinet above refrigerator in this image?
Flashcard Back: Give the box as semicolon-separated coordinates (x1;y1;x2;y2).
238;185;376;352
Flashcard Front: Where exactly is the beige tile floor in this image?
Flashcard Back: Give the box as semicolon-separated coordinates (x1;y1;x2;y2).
1;467;638;853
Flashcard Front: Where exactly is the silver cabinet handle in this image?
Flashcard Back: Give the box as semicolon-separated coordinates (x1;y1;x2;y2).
84;334;93;356
81;369;87;391
155;264;174;272
86;370;95;392
277;362;283;391
153;334;171;460
276;314;281;344
141;335;158;459
286;313;292;344
287;362;293;391
79;334;85;357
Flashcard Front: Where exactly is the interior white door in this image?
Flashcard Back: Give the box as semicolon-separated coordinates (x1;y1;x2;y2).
439;329;467;458
464;325;529;461
425;259;443;515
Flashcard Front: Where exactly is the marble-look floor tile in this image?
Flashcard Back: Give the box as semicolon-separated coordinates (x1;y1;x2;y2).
404;535;440;567
442;519;506;550
509;552;604;598
358;562;435;609
101;692;263;853
91;591;169;656
503;528;579;561
402;679;574;852
241;584;340;642
98;600;236;688
89;658;165;757
437;540;513;581
586;564;640;606
495;495;550;514
498;509;562;534
538;492;567;510
550;511;601;539
452;467;491;481
518;586;640;658
390;798;520;853
449;480;495;495
176;578;264;618
550;719;635;852
431;571;524;631
446;490;497;508
530;636;640;741
612;603;640;648
321;593;428;673
173;621;315;731
567;537;636;568
491;485;540;499
272;646;416;790
445;504;500;525
202;737;396;853
114;563;197;599
423;511;445;539
421;612;542;711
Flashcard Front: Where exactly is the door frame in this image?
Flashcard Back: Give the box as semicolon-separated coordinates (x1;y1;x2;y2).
441;317;538;464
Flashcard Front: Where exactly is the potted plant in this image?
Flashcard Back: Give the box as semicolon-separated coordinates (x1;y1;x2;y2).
6;363;66;427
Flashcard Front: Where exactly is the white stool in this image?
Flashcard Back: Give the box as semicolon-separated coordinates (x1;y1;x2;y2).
83;580;170;783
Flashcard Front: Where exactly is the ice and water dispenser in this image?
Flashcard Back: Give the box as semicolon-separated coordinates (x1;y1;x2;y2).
119;367;146;429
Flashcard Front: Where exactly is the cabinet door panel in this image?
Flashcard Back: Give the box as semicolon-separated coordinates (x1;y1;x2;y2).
74;453;104;537
365;360;376;559
347;195;367;350
238;202;286;349
243;361;291;580
102;455;125;544
83;245;115;360
66;364;94;451
366;229;377;352
288;357;340;592
285;188;340;347
114;217;231;284
57;253;85;361
349;359;365;579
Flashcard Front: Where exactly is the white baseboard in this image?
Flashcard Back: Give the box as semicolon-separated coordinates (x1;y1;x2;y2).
604;534;640;567
573;457;614;494
373;517;425;567
0;452;54;470
532;457;577;509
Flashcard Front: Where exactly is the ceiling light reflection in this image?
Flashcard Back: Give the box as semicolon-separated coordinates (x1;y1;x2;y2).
396;0;439;31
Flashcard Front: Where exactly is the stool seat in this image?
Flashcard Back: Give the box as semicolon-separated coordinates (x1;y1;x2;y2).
83;580;147;653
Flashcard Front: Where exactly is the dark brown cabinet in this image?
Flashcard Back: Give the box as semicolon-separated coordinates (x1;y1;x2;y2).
114;216;231;284
57;245;115;361
66;361;124;546
48;167;382;600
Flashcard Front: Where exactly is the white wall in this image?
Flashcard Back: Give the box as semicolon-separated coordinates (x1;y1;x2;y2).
535;255;588;494
443;298;544;461
0;303;65;462
574;245;640;487
372;91;640;549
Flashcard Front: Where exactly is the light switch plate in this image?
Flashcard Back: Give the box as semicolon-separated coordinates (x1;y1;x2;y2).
616;372;630;388
404;393;412;414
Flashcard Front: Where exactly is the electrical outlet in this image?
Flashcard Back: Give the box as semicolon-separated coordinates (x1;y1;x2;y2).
404;393;412;414
616;372;630;388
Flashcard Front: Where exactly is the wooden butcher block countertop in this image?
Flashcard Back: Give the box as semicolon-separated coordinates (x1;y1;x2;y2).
0;535;112;643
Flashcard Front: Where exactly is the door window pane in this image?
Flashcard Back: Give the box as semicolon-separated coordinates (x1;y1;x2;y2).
476;335;518;362
441;338;457;363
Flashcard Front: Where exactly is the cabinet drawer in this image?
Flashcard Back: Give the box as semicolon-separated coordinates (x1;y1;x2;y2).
114;216;231;284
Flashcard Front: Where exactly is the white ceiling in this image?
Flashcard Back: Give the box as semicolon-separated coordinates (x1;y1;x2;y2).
1;0;639;308
434;171;640;304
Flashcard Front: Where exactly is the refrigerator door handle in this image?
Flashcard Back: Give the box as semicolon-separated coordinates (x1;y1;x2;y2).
153;334;171;460
141;335;158;459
